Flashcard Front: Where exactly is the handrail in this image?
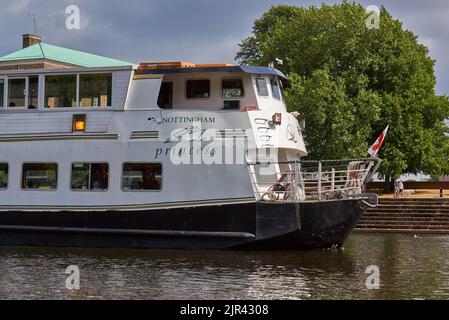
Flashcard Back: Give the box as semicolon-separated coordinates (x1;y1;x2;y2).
247;158;380;203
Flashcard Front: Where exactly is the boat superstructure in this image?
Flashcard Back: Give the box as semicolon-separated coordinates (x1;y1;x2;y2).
0;37;378;250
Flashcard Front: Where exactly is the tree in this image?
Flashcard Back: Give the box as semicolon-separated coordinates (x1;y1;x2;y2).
237;2;449;190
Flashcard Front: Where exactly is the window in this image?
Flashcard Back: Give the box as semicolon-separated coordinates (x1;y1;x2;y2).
8;78;26;107
271;79;281;100
222;78;244;98
122;163;162;191
71;163;109;191
79;74;112;107
45;75;77;108
223;100;240;110
158;82;173;109
0;80;4;107
0;164;8;189
186;80;210;99
255;78;268;96
28;76;39;109
22;163;57;190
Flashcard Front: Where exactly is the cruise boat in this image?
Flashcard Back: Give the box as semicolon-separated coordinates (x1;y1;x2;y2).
0;35;379;250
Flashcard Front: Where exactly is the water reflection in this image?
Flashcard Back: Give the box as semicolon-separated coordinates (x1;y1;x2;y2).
0;233;449;300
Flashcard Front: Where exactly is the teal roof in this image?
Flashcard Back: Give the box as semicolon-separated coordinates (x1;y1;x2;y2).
0;43;134;68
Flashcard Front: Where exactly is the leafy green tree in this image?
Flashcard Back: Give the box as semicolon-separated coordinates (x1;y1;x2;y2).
237;2;449;189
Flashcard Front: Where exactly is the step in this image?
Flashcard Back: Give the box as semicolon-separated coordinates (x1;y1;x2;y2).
353;228;449;234
366;208;449;214
363;212;449;217
358;220;449;226
356;223;449;230
374;204;449;209
359;217;449;222
379;198;449;204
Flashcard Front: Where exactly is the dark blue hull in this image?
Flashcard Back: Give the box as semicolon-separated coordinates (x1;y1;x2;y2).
0;199;366;250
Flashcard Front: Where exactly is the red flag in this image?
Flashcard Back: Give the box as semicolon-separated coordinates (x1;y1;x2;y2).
368;125;389;158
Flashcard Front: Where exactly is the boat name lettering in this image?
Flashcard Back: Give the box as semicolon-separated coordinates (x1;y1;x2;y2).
162;117;215;124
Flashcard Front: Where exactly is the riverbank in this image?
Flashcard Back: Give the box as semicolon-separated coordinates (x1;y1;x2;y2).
377;189;449;199
356;197;449;234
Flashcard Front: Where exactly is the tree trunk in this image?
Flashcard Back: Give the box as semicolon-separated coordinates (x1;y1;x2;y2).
383;176;393;193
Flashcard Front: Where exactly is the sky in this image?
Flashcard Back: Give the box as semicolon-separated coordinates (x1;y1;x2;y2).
0;0;448;95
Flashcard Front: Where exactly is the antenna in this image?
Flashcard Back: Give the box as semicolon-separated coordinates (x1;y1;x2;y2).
28;12;38;35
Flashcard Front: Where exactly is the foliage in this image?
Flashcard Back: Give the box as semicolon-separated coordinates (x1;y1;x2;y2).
236;2;449;179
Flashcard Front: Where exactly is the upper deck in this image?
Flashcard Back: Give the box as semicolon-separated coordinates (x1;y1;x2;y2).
0;62;288;114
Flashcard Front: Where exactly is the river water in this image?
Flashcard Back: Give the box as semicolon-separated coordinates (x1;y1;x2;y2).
0;233;449;300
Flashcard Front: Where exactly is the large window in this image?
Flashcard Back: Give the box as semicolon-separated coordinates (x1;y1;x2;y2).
22;163;58;190
0;164;8;189
186;80;210;99
271;79;281;100
8;78;26;107
122;163;162;191
222;78;244;98
0;80;4;107
71;163;109;191
255;78;268;96
45;75;77;108
79;74;112;107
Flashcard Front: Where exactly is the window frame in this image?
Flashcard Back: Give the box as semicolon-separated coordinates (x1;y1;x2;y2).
27;75;39;110
70;162;110;192
21;162;58;191
270;79;281;101
43;72;113;109
157;81;173;109
255;77;269;97
185;79;211;100
7;77;28;109
221;77;245;99
78;73;113;108
43;73;78;109
0;77;6;108
121;162;163;192
0;163;8;190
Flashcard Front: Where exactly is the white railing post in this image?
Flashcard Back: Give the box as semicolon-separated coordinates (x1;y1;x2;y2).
331;168;335;192
318;161;322;200
294;161;302;201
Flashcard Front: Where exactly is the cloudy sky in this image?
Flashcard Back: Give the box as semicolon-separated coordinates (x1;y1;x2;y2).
1;0;448;94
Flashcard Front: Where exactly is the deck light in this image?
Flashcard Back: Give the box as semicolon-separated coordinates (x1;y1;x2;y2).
241;106;259;111
73;114;86;132
272;113;282;126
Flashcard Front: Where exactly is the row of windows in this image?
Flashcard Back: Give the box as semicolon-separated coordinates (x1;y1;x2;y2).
184;78;281;100
157;77;282;109
0;73;112;109
255;78;281;100
185;78;245;100
0;162;162;192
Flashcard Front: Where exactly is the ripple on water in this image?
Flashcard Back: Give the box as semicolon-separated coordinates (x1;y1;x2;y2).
1;233;449;299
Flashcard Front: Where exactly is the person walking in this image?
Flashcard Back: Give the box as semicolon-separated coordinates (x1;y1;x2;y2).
394;179;400;198
398;179;405;198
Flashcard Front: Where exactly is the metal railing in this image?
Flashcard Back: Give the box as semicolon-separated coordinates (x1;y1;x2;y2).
247;158;380;202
